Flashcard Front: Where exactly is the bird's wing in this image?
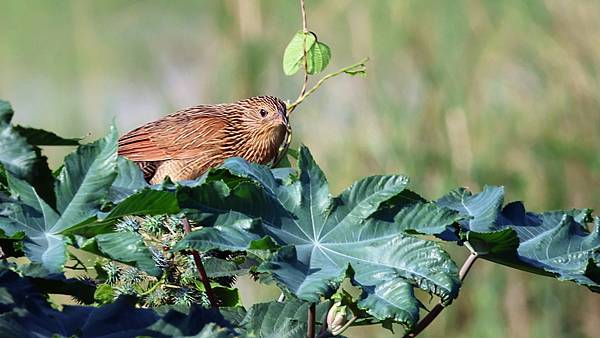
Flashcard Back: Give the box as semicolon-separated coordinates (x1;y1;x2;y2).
118;107;228;162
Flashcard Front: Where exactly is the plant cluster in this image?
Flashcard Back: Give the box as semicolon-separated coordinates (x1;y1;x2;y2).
1;1;599;337
0;98;598;338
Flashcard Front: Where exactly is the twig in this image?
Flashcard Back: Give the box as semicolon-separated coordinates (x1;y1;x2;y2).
272;0;308;168
307;303;316;338
299;0;309;99
287;57;369;114
403;247;479;338
272;0;369;168
273;57;368;168
181;217;219;309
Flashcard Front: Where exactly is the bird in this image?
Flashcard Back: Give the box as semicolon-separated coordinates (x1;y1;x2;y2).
118;96;290;184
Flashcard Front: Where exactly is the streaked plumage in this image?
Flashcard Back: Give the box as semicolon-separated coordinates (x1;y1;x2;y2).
118;96;289;184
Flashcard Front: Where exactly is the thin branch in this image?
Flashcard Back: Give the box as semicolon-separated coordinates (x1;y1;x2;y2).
272;0;369;168
458;249;478;280
181;218;219;309
273;57;369;167
307;302;316;338
272;0;307;168
301;0;308;32
299;0;309;99
402;248;479;338
287;57;369;115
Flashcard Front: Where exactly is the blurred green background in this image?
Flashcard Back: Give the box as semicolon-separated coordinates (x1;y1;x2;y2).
1;0;599;337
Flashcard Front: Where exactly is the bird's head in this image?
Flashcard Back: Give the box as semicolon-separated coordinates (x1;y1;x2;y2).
232;96;289;150
236;95;288;127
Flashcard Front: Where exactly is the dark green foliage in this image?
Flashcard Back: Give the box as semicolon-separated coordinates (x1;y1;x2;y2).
0;126;118;272
0;98;597;336
236;299;332;338
0;100;57;207
0;267;234;338
175;148;462;327
436;186;600;291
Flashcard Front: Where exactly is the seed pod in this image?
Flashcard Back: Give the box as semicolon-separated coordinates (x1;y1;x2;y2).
326;302;349;335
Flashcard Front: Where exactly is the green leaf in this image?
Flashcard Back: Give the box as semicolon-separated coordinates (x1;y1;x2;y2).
306;40;331;75
238;299;330;338
343;62;368;77
95;232;161;276
94;283;115;304
54;125;118;229
0;100;56;206
0;128;118;273
175;147;461;327
63;189;178;238
108;156;149;202
1;175;65;272
103;190;179;221
282;31;332;75
436;186;505;232
437;186;600;291
12;125;80;146
203;256;248;280
200;284;242;308
282;31;316;76
144;306;234;338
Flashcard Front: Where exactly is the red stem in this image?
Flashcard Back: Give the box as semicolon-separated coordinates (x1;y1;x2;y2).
307;303;316;338
182;218;219;309
403;252;478;338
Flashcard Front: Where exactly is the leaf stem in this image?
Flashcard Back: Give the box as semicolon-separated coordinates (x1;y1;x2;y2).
274;57;368;167
307;302;316;338
181;218;219;309
402;247;479;338
288;57;369;115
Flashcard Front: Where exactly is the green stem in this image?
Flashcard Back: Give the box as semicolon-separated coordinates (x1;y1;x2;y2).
288;57;369;114
273;57;369;168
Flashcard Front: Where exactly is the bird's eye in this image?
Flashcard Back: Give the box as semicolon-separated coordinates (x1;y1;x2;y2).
259;109;268;117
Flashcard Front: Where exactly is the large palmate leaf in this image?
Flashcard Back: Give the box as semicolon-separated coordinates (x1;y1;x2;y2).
235;299;331;338
437;186;600;291
0;100;56;206
108;156;149;202
0;127;118;273
12;125;80;146
176;147;461;327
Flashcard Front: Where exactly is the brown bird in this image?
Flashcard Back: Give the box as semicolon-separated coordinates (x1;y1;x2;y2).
118;96;289;184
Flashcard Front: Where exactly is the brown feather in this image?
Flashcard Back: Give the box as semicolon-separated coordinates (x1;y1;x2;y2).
118;96;289;184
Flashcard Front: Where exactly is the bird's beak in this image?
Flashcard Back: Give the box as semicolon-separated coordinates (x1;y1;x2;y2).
276;108;288;125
